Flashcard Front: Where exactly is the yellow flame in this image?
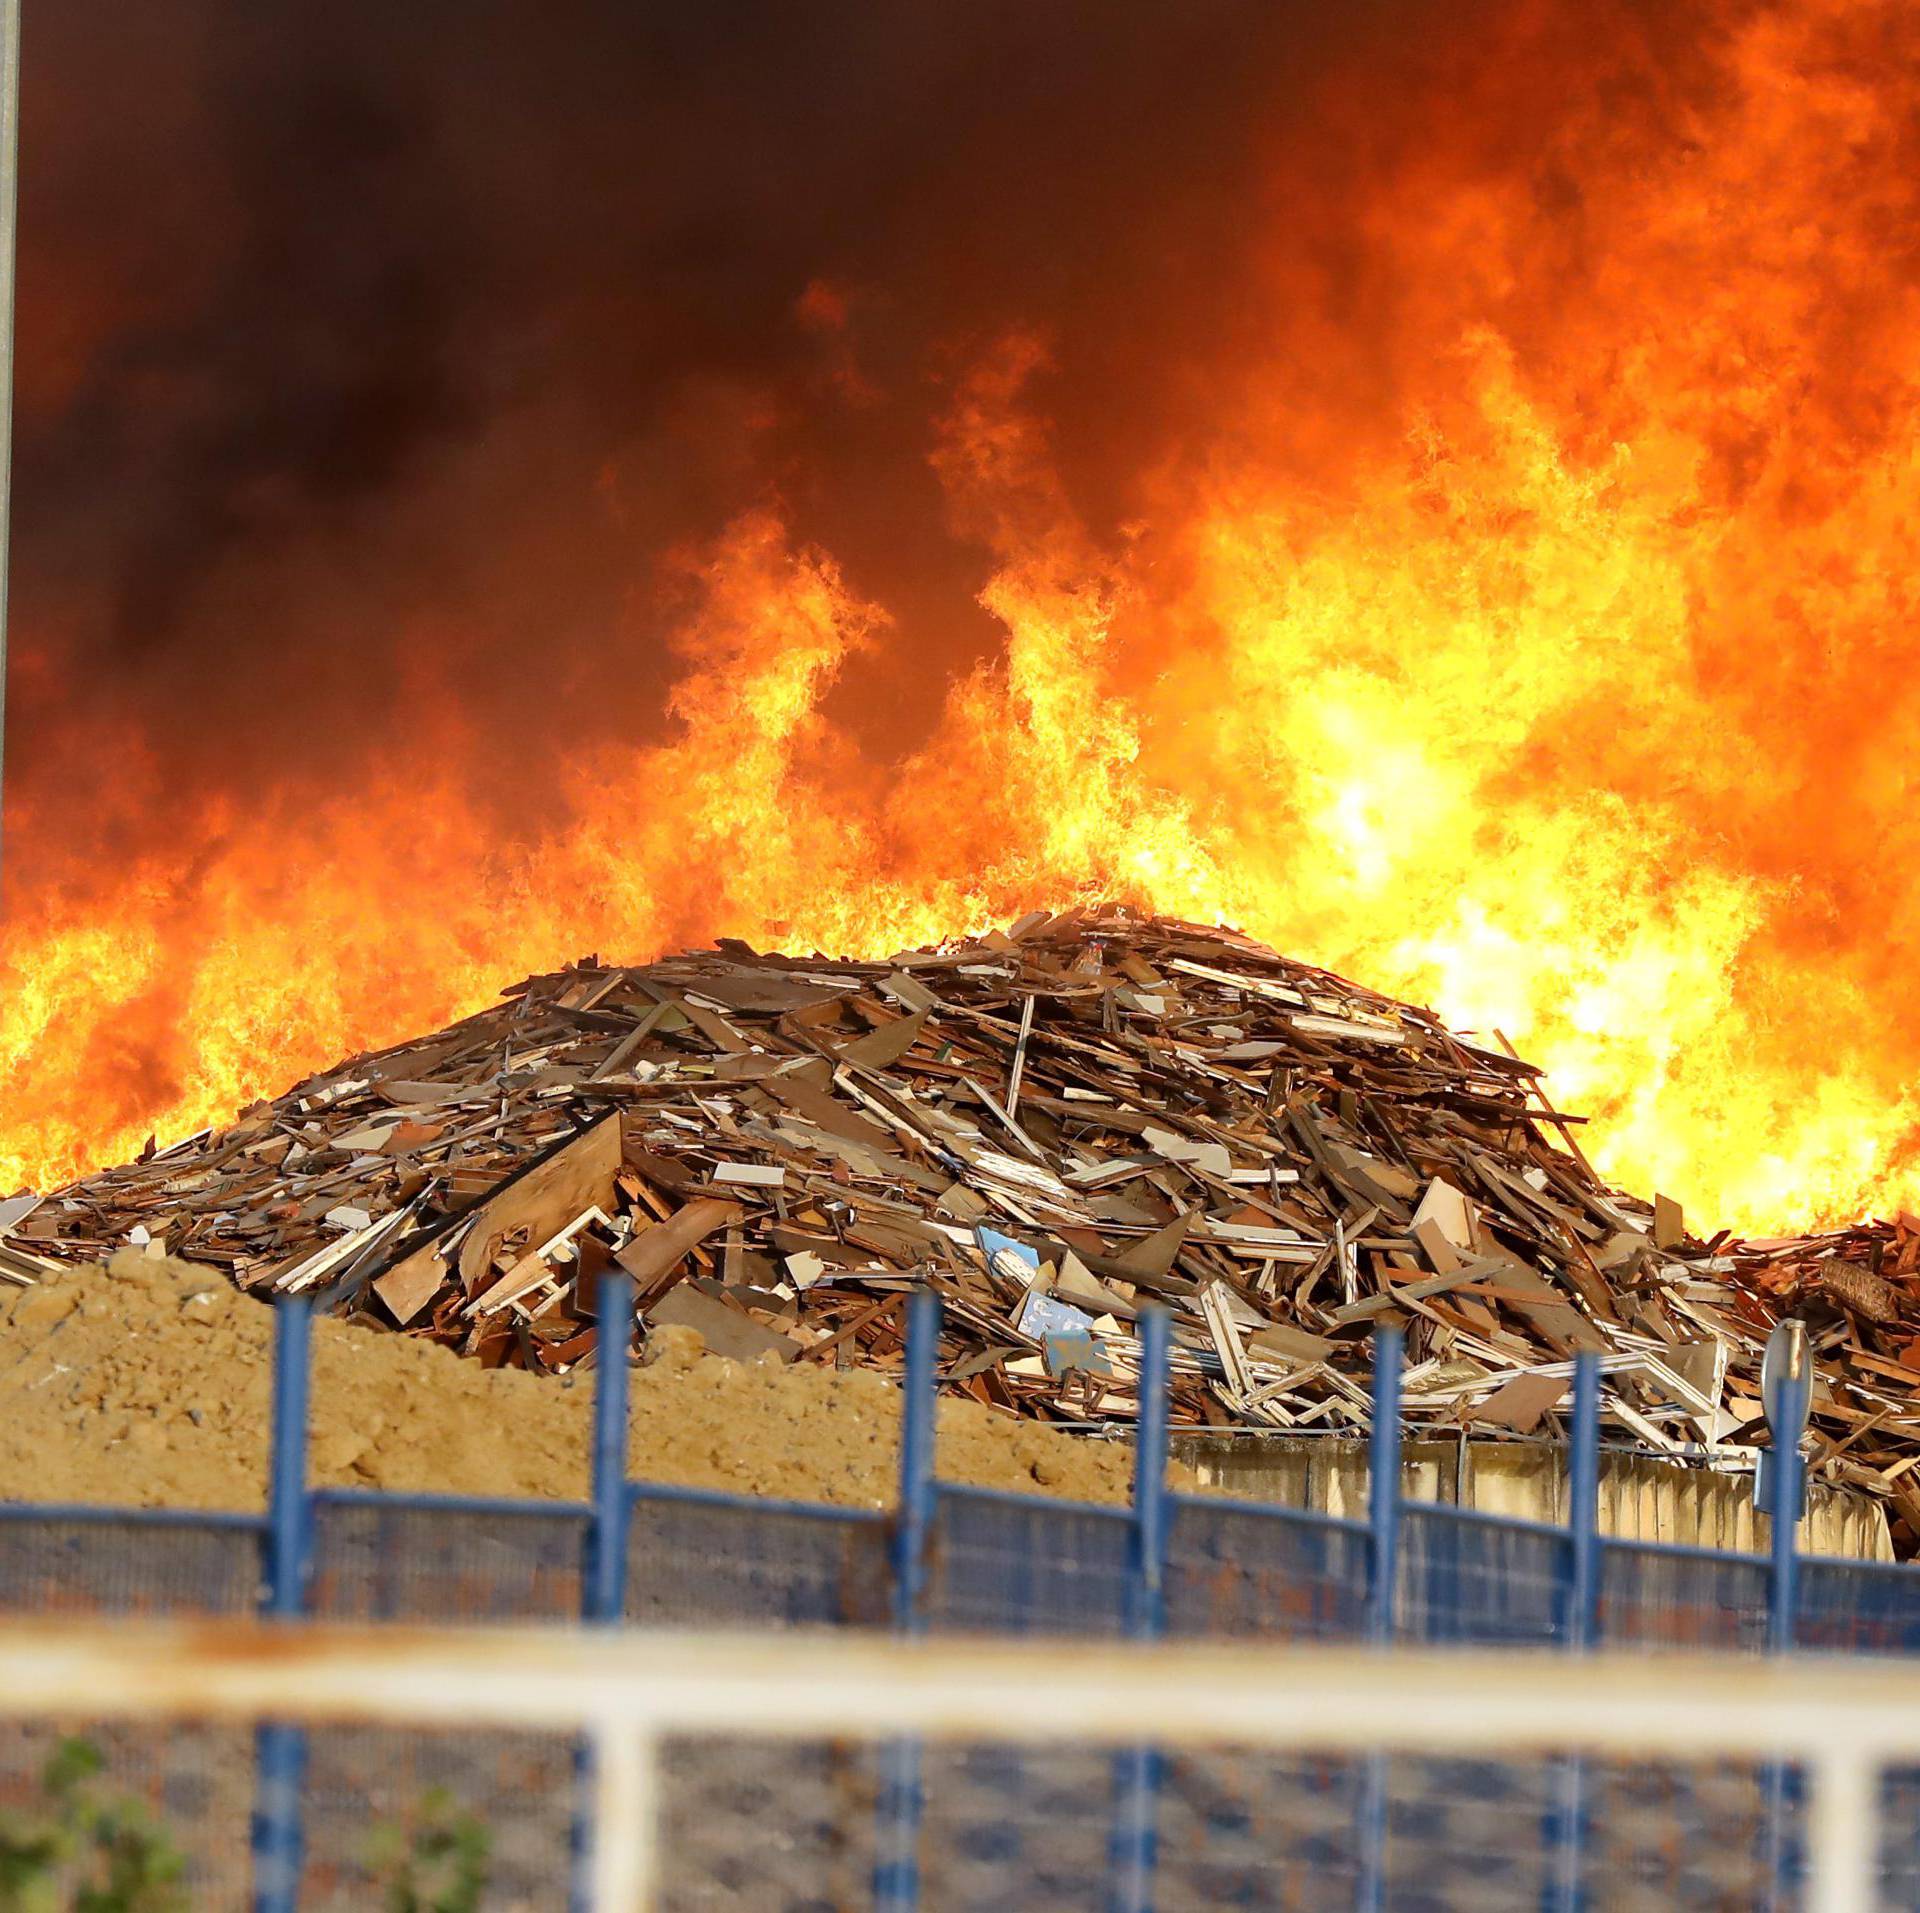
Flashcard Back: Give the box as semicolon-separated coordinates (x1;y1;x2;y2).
6;0;1920;1233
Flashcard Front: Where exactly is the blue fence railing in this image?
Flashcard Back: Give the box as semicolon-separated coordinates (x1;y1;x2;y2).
0;1277;1857;1907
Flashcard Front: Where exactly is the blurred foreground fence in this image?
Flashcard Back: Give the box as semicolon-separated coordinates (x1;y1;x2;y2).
5;1285;1919;1904
0;1621;1913;1911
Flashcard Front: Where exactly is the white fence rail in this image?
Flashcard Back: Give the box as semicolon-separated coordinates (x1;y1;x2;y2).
0;1621;1912;1909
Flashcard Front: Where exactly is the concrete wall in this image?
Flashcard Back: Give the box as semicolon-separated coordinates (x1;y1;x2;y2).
1169;1433;1893;1562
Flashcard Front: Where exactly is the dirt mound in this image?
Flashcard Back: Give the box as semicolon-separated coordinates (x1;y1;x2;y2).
0;1250;1139;1512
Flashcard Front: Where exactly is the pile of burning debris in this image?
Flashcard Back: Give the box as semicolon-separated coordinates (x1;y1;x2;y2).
8;906;1920;1542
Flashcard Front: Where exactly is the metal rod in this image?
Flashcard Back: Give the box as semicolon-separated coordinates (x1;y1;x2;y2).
1805;1748;1876;1913
1110;1305;1173;1913
1568;1349;1601;1650
1770;1373;1805;1655
1550;1350;1603;1913
1367;1327;1403;1646
252;1297;312;1913
1766;1372;1810;1907
874;1288;940;1913
585;1271;634;1625
590;1717;658;1913
893;1287;940;1635
10;1621;1920;1759
263;1298;313;1617
1357;1327;1404;1913
1129;1304;1172;1642
572;1273;635;1911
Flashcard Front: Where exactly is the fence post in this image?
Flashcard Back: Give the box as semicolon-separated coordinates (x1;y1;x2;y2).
1764;1372;1809;1908
572;1273;635;1913
1768;1373;1805;1655
1110;1306;1172;1913
251;1297;312;1913
1367;1327;1403;1645
1566;1350;1601;1650
893;1287;940;1635
875;1288;940;1913
1356;1327;1403;1913
585;1271;635;1625
1549;1350;1602;1913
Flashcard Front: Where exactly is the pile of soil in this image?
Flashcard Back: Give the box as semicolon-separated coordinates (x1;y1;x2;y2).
0;1250;1143;1512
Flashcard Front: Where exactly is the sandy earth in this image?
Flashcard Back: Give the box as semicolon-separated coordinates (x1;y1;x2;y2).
0;1251;1143;1512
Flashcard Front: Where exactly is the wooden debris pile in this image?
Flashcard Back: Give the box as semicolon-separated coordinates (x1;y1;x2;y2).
9;906;1920;1542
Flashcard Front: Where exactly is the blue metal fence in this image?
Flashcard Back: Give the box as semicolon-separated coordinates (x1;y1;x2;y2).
0;1289;1897;1905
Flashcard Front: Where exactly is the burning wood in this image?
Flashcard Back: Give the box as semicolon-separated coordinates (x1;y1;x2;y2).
11;906;1920;1545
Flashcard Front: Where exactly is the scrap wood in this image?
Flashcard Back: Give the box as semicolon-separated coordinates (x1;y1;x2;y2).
13;904;1920;1545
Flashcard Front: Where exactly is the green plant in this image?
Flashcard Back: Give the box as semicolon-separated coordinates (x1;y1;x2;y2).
0;1737;187;1912
363;1786;491;1913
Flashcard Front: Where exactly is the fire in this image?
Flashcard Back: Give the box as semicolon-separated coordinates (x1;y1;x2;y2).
6;0;1920;1230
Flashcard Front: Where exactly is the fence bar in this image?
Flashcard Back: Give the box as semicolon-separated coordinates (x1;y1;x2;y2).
1549;1350;1602;1912
590;1717;659;1913
893;1287;940;1635
1567;1351;1601;1649
875;1287;940;1912
251;1298;312;1913
1127;1305;1172;1642
585;1272;635;1625
1766;1372;1811;1907
1805;1746;1877;1913
1367;1327;1403;1645
1356;1327;1403;1913
573;1274;635;1911
1109;1305;1172;1913
1770;1375;1806;1655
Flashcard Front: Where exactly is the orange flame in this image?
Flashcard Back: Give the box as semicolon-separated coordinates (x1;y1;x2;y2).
5;0;1920;1229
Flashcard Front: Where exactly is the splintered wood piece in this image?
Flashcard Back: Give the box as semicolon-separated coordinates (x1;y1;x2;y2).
616;1198;745;1290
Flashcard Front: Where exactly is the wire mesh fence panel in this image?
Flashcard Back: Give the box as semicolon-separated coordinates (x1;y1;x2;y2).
309;1497;588;1623
657;1735;880;1911
924;1486;1133;1636
638;1738;1817;1911
1396;1505;1570;1645
1597;1540;1772;1652
1797;1556;1920;1654
0;1512;262;1619
1878;1766;1920;1908
0;1718;254;1908
626;1494;893;1629
299;1724;578;1911
1162;1497;1371;1640
1157;1747;1365;1909
1580;1755;1798;1909
914;1742;1119;1911
1381;1754;1564;1911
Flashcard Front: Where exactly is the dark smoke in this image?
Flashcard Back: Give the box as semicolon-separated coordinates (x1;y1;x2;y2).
5;0;1705;889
